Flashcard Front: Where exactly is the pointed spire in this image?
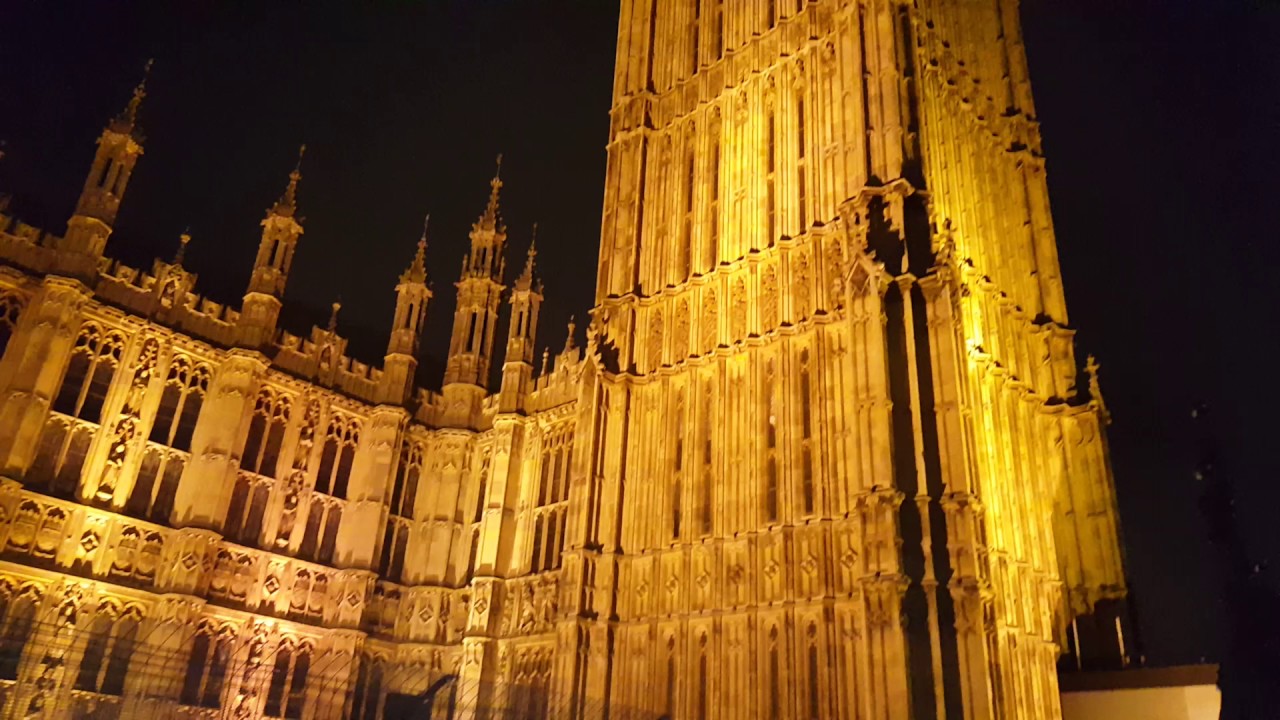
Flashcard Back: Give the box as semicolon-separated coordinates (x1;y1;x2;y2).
112;59;153;136
564;315;577;353
516;222;539;290
173;228;191;266
400;215;429;284
478;154;504;230
272;145;306;217
327;299;342;334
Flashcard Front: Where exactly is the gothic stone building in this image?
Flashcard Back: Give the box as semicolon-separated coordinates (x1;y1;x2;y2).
0;1;1130;718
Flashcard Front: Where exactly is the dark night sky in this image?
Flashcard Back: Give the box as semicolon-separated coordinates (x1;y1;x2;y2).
1;1;1277;669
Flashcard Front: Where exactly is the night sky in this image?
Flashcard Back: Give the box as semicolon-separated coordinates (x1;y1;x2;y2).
1;1;1276;670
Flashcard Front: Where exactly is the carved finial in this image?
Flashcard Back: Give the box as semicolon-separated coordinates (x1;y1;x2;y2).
479;154;504;230
541;347;551;377
174;228;191;265
115;58;154;133
564;315;577;352
274;145;306;217
401;215;429;285
516;223;539;290
328;299;342;334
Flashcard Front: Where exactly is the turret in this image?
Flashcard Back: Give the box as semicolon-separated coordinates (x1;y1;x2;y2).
58;60;152;277
498;225;543;413
443;157;508;389
238;146;305;348
381;217;432;405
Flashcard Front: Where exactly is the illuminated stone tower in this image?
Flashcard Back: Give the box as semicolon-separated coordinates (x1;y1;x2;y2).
498;230;543;414
57;61;151;278
567;1;1128;719
381;220;432;405
443;159;508;427
239;147;306;349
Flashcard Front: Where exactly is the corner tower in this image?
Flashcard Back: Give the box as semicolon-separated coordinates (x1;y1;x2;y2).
381;218;432;405
442;158;508;425
238;146;305;349
58;60;152;277
568;2;1129;719
497;227;543;413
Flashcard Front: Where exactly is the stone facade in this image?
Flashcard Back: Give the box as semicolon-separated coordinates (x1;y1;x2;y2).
0;1;1130;719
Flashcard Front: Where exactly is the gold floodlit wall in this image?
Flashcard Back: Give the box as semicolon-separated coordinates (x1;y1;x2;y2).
0;1;1128;718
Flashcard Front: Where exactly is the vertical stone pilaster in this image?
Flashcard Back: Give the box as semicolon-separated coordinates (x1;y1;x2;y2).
455;576;502;719
172;350;265;529
0;277;90;480
335;406;404;570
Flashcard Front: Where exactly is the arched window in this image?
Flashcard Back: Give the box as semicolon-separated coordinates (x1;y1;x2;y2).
700;379;714;536
696;633;709;720
241;390;290;478
0;588;39;680
379;514;410;582
299;498;342;565
391;441;423;519
665;636;677;716
765;358;780;523
52;325;124;422
769;626;782;717
691;0;702;73
711;0;724;59
672;390;685;540
26;416;94;498
799;348;815;515
808;627;821;719
707;115;722;270
125;446;185;522
0;291;23;359
680;128;695;281
796;85;808;232
149;357;210;451
224;475;271;546
181;625;231;709
316;415;359;498
74;604;140;695
528;427;571;573
350;654;385;720
766;102;778;245
265;641;311;719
